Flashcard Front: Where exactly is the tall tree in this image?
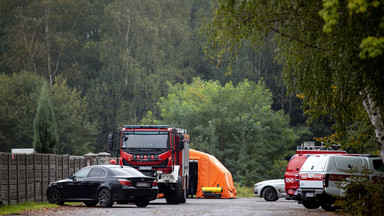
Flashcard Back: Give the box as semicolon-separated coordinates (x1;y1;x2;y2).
158;78;297;185
50;76;97;155
0;71;43;152
87;0;198;151
203;1;384;160
33;82;58;153
0;71;96;155
4;0;92;86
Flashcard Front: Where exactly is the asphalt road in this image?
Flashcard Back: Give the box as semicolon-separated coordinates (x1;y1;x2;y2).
21;198;336;216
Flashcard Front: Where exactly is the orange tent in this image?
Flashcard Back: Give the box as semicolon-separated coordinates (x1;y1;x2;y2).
189;149;237;198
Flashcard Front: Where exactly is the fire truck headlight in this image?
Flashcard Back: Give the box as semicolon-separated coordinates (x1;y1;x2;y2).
140;155;144;159
154;155;158;159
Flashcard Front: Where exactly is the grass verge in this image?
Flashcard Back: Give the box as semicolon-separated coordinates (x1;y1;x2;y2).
0;201;58;215
234;182;255;198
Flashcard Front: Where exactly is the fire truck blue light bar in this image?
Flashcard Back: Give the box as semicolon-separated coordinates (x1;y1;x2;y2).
123;125;170;129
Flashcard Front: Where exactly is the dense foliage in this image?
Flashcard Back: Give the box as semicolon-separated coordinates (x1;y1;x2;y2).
158;78;297;185
335;171;384;215
0;71;96;155
203;0;384;157
0;0;311;155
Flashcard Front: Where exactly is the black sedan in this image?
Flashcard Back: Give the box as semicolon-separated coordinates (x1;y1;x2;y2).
47;165;158;207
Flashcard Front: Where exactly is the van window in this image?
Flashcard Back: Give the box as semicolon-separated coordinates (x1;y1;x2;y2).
373;159;384;172
335;157;363;171
301;156;327;171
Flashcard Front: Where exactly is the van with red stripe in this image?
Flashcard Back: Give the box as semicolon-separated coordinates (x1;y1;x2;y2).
284;142;347;200
297;155;384;211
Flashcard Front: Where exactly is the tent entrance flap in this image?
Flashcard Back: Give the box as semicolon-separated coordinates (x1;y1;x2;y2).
188;160;198;198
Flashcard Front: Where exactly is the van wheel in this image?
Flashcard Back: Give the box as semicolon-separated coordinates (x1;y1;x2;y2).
262;187;279;201
302;200;320;209
320;196;337;211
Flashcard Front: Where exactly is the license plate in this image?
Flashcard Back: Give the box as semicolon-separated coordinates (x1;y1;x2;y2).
139;166;152;171
305;192;314;197
136;182;149;187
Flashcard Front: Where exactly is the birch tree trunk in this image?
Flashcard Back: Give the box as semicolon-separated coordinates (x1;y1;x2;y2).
45;7;53;86
361;92;384;163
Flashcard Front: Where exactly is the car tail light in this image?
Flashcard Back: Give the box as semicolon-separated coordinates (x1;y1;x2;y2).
323;174;329;187
152;181;157;186
119;179;132;186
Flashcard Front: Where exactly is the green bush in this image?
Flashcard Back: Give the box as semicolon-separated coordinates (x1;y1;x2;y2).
335;173;384;215
234;182;255;198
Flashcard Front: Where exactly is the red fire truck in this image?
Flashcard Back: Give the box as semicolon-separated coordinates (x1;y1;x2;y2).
108;125;190;204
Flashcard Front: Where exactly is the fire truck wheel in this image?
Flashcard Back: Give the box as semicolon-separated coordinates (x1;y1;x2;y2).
262;187;279;201
302;199;320;209
165;177;183;204
320;196;337;212
181;194;186;203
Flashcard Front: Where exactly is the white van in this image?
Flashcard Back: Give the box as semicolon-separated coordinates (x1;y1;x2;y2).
297;155;384;211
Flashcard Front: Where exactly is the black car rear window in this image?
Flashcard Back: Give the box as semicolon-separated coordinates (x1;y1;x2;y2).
110;167;145;176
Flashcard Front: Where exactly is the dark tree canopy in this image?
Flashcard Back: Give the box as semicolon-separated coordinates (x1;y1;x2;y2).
203;0;384;158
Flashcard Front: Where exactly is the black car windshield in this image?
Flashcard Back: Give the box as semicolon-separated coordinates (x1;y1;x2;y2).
122;131;169;149
110;166;145;176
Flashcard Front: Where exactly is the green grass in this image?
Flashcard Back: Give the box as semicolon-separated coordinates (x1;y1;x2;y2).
0;201;59;215
235;182;255;198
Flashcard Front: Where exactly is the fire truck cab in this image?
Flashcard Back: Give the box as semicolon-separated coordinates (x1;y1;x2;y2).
108;125;190;204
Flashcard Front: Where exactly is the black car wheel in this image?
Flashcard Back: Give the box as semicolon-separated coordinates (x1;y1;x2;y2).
98;188;114;207
47;187;64;205
135;200;149;207
302;199;320;209
84;201;98;207
262;187;279;201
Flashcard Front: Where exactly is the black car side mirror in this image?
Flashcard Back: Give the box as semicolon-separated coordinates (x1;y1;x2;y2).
68;175;75;180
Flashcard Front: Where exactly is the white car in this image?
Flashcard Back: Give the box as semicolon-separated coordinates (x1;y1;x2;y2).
254;179;287;201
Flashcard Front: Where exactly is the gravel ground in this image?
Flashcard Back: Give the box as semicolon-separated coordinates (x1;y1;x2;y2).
18;198;336;216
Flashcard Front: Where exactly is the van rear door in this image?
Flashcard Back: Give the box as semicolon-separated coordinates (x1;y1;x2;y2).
299;155;328;190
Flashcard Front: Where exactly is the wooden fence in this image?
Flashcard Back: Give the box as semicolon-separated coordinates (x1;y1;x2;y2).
0;153;87;205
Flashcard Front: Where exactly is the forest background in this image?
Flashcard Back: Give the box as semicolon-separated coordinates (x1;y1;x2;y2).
0;0;378;186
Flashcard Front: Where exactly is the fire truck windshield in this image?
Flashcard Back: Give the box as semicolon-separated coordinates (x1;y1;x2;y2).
122;131;169;149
